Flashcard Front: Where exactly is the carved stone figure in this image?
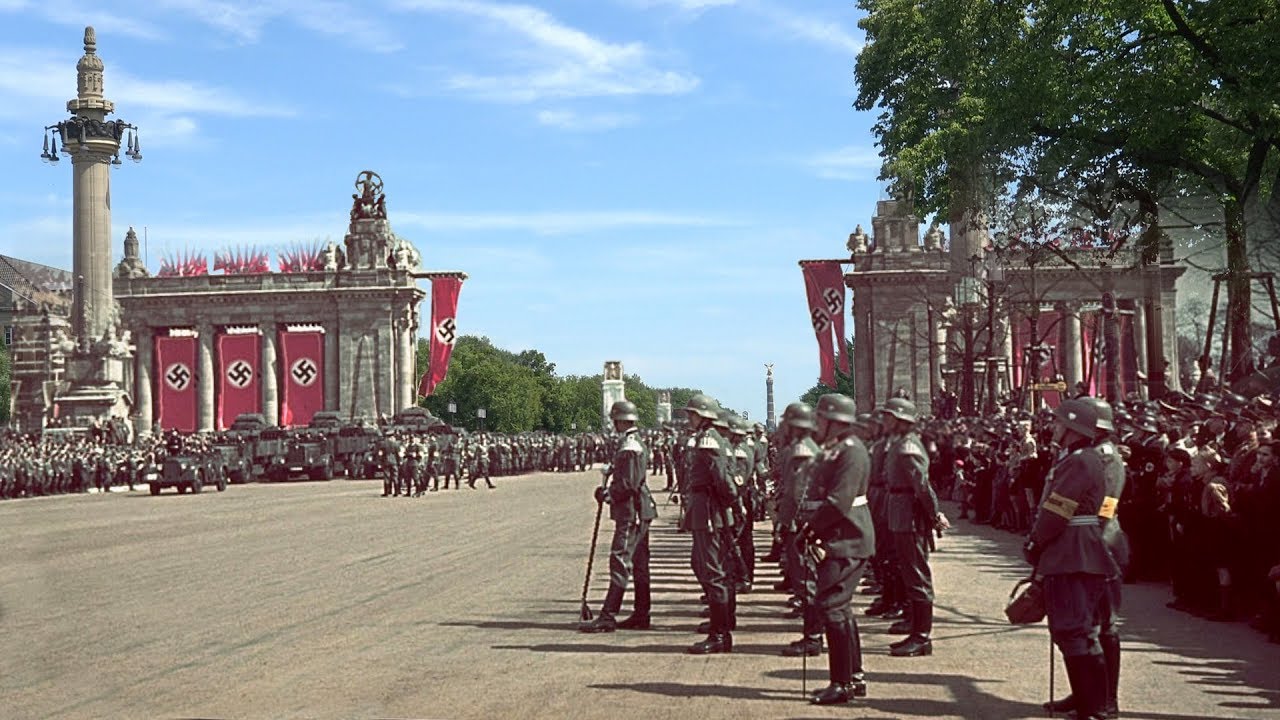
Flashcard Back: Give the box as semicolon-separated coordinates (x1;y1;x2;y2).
847;224;869;254
604;361;623;381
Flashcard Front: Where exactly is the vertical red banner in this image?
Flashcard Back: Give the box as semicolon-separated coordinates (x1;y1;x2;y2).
420;276;463;397
217;333;260;430
279;331;324;427
156;335;197;432
802;262;846;388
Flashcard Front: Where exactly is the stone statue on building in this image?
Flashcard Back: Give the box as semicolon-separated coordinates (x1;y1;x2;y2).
114;227;149;279
604;361;623;381
847;225;869;254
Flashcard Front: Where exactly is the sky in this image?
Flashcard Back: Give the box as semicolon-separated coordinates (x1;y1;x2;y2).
0;0;893;420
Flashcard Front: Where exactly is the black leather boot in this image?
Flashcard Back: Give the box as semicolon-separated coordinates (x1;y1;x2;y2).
1064;654;1108;720
864;596;894;616
688;604;732;654
1101;634;1121;717
848;619;868;697
580;585;624;633
782;635;823;656
811;622;864;704
890;602;933;657
616;614;651;630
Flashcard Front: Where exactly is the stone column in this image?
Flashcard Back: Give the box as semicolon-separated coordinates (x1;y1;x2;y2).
197;324;215;432
397;308;414;413
1131;304;1148;400
852;286;875;413
324;319;339;412
134;325;153;436
1060;303;1083;390
261;322;279;426
71;149;114;341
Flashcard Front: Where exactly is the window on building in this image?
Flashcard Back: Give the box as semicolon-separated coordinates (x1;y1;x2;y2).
4;325;12;346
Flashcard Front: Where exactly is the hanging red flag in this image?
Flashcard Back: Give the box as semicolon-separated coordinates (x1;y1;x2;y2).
156;334;198;432
802;262;847;388
420;276;463;397
279;330;324;427
217;332;260;430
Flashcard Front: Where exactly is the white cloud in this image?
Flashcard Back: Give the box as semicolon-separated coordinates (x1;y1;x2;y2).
756;4;862;56
535;109;638;131
805;145;882;181
0;49;295;127
396;209;737;235
0;1;167;40
156;0;402;52
393;0;698;102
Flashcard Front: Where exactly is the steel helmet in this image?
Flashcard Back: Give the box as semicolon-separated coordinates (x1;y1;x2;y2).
1077;397;1115;435
1054;398;1099;438
713;410;733;431
685;393;721;420
729;416;750;436
880;397;918;423
816;393;858;424
781;402;816;430
610;400;639;422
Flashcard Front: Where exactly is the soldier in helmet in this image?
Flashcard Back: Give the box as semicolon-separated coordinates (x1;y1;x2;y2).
796;393;876;704
682;393;737;654
1024;398;1119;720
880;397;948;657
580;401;658;632
775;402;824;657
1044;396;1126;719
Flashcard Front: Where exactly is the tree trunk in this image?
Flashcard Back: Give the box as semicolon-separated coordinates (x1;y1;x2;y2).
1224;198;1255;382
1137;192;1166;398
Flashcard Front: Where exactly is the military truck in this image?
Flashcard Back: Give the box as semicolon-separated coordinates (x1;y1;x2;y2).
253;427;291;480
151;452;226;495
210;436;253;484
332;422;381;477
267;432;333;481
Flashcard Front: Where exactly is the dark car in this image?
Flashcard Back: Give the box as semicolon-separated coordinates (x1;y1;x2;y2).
152;453;225;495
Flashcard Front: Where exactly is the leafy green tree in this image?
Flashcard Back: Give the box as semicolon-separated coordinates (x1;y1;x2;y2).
855;0;1280;381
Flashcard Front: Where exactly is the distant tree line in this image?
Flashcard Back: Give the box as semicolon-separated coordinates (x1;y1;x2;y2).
414;335;715;433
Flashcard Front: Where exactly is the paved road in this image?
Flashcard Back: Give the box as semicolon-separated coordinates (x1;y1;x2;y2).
2;471;1277;720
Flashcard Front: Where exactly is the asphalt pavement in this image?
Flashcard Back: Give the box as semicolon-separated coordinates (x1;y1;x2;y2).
1;470;1277;720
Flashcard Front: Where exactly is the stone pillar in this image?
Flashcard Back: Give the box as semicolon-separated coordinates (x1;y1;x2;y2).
397;308;414;413
1160;288;1181;391
197;324;214;432
71;149;114;341
852;286;875;413
1060;303;1083;390
1131;304;1148;400
601;361;626;431
324;319;339;412
261;322;279;425
134;325;153;436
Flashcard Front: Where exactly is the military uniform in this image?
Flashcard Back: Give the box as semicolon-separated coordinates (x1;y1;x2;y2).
1027;399;1119;720
798;394;875;704
581;421;657;632
883;427;940;655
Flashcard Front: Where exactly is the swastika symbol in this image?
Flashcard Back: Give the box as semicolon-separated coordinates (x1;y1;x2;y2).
164;363;192;391
811;307;831;333
436;317;457;346
290;357;318;387
823;287;842;315
226;360;253;389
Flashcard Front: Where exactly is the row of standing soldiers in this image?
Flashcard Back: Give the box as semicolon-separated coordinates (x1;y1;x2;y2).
0;431;164;499
374;430;612;497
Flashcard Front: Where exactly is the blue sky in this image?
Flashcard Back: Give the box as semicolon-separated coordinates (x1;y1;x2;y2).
0;0;891;420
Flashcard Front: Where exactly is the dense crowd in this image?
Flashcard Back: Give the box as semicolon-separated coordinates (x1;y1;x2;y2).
921;389;1280;644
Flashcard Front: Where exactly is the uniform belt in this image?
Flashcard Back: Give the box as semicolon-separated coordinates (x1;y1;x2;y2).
852;494;868;507
1067;516;1100;527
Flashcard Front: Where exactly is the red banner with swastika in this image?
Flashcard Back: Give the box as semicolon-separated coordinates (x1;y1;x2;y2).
801;262;847;388
217;333;260;430
279;330;324;427
156;335;197;432
420;276;464;397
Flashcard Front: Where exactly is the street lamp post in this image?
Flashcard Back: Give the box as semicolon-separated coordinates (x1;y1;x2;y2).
955;255;982;416
477;407;486;432
447;401;456;427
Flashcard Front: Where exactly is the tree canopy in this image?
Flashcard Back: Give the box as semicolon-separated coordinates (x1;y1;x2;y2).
414;335;720;433
855;0;1280;379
